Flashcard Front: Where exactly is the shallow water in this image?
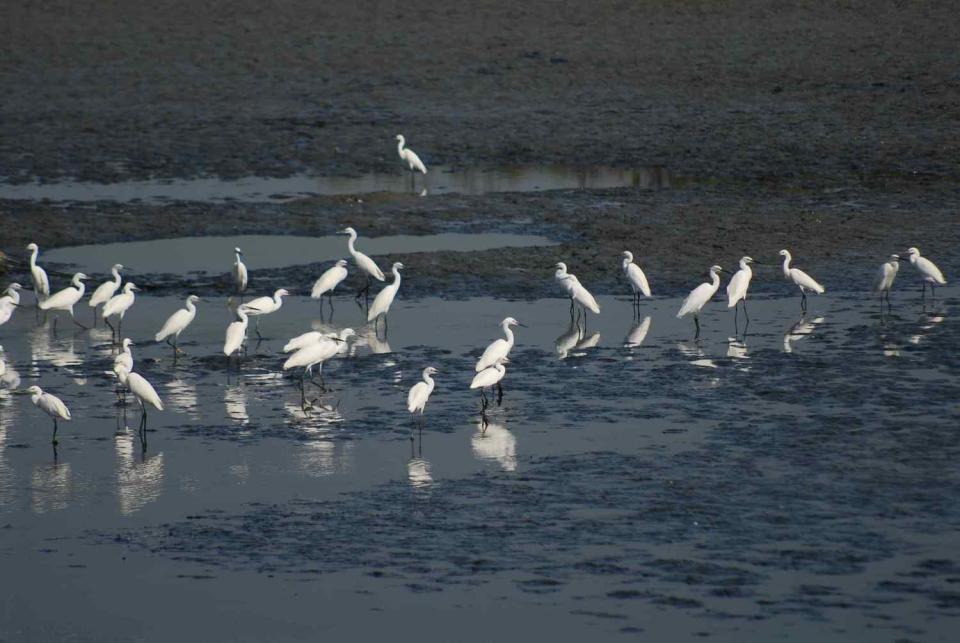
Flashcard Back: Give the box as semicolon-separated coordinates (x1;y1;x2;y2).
44;233;556;275
0;166;673;203
0;287;957;641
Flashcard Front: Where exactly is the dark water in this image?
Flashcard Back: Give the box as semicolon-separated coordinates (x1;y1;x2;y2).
0;166;673;203
0;286;958;641
43;233;556;275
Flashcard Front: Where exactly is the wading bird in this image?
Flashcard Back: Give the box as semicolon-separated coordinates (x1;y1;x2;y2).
555;262;600;321
873;254;900;311
39;272;89;330
339;227;384;301
677;265;724;339
471;359;508;409
726;256;758;325
779;250;825;312
903;247;946;298
88;264;124;326
26;385;71;445
622;251;652;314
117;368;163;447
223;306;249;366
311;259;349;315
241;288;289;339
367;262;403;331
396;134;428;177
102;282;140;339
407;366;438;429
0;284;23;328
283;328;355;400
26;243;50;307
233;247;248;300
475;317;524;372
155;295;200;355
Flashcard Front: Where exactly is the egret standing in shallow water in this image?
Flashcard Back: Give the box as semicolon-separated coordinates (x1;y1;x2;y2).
223;306;249;367
407;366;438;431
339;227;384;301
621;251;652;315
475;317;524;372
155;295;200;355
88;264;124;327
903;247;946;299
0;284;23;328
726;256;758;326
779;250;825;312
283;328;355;401
241;288;289;339
396;134;428;180
26;243;50;308
471;359;508;410
39;273;89;330
117;369;163;448
26;385;71;445
311;259;349;316
233;247;248;300
873;254;900;311
677;265;725;339
367;262;403;331
554;263;600;322
102;282;140;340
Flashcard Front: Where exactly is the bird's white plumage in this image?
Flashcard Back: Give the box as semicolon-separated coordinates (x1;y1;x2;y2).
39;273;87;312
241;289;289;317
567;279;600;314
407;366;437;414
114;338;134;376
470;362;506;390
89;264;123;307
223;307;249;357
26;243;50;300
396;135;428;174
905;248;946;285
283;329;354;374
677;265;723;318
554;263;576;296
155;295;199;342
120;370;163;411
873;256;900;294
475;317;521;372
233;248;248;294
726;256;755;308
780;250;825;294
28;386;71;421
284;331;324;353
341;227;385;281
622;252;652;297
102;282;139;319
0;300;15;327
367;263;403;322
311;260;349;298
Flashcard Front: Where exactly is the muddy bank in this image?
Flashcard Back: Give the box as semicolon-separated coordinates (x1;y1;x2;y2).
3;181;958;297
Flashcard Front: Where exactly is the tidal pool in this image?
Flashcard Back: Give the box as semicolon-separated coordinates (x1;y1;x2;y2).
0;287;957;641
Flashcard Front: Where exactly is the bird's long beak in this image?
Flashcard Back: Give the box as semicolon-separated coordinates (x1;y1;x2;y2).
517;323;529;328
752;261;763;265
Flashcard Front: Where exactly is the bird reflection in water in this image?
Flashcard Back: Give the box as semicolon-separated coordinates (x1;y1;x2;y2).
471;418;517;472
224;384;250;426
909;306;945;345
31;460;72;514
726;336;748;360
407;432;433;491
783;315;825;353
624;316;652;350
115;428;164;515
165;378;199;419
556;318;601;360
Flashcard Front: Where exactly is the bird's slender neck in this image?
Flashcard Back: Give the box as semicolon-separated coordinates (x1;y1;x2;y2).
112;267;122;283
740;259;751;271
273;290;284;303
709;270;721;287
123;343;132;356
909;253;918;264
185;299;196;313
397;139;405;154
346;232;358;253
72;275;84;288
29;247;38;267
622;256;631;270
234;251;242;263
502;323;515;345
392;267;402;284
30;390;42;404
781;255;791;276
236;307;249;322
423;371;434;386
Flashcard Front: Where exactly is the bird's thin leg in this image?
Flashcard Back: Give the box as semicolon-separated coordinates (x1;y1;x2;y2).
255;318;263;340
497;382;504;406
931;284;937;300
886;290;893;311
52;418;58;445
92;307;97;328
742;299;750;323
104;317;115;338
801;291;807;312
480;388;488;409
569;298;575;319
118;316;123;339
52;315;58;335
734;302;739;332
71;312;88;330
694;315;700;340
300;374;307;409
383;315;389;335
327;291;335;318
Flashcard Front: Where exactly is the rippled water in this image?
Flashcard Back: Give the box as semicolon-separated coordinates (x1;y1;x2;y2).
0;166;673;203
0;287;957;640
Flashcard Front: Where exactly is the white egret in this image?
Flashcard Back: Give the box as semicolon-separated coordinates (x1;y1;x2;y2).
677;265;725;338
88;264;124;326
622;251;652;313
554;262;577;316
26;243;50;306
0;346;20;390
155;295;200;354
407;366;438;428
114;338;134;377
39;272;89;330
241;288;290;339
26;385;71;444
102;282;140;338
223;306;250;364
396;134;428;175
117;368;163;445
903;247;946;298
726;256;758;324
283;328;355;396
470;359;508;409
0;345;6;381
475;317;524;372
1;282;23;306
554;263;600;319
311;259;349;314
233;247;248;299
339;227;385;300
872;254;900;310
367;262;403;330
779;249;825;312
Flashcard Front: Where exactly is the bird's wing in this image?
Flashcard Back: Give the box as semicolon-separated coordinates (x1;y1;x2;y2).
283;331;320;353
406;150;428;174
407;382;427;412
155;309;189;341
88;281;117;307
357;252;385;281
44;393;71;420
573;284;600;314
367;286;397;321
627;264;651;297
38;287;77;310
917;257;946;284
311;266;347;298
224;321;246;355
130;373;164;410
34;267;50;296
726;270;748;306
792;269;825;293
475;339;507;372
677;283;711;317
